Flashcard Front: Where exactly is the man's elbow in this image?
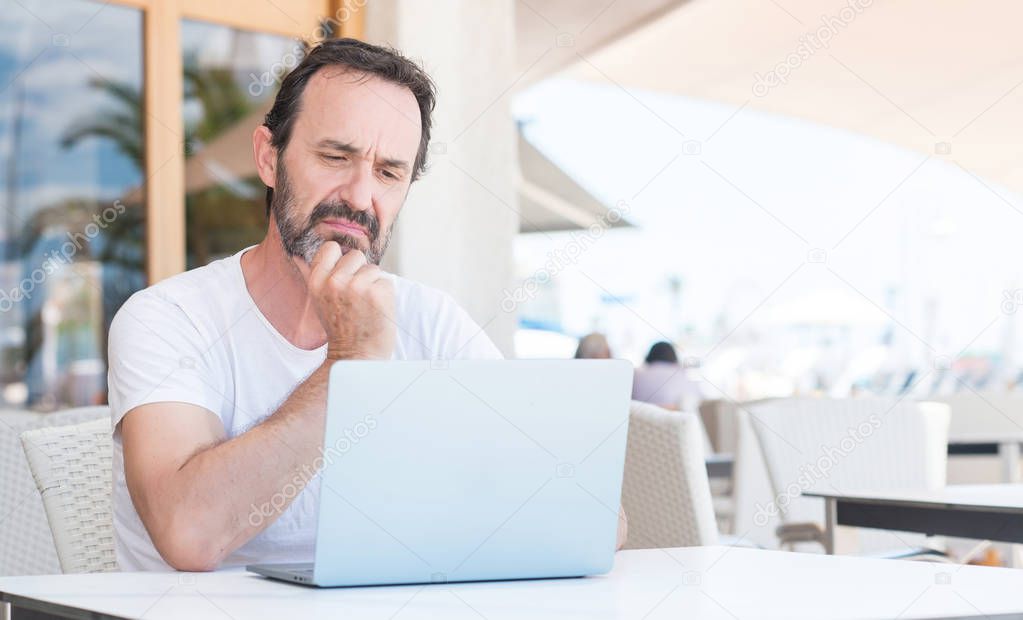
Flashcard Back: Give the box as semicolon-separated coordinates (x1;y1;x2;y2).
150;520;226;572
141;502;228;572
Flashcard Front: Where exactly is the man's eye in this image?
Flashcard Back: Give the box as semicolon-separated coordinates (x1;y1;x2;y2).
380;169;398;180
322;154;347;162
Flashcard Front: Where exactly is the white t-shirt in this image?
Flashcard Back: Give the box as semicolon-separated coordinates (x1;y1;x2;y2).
107;248;502;571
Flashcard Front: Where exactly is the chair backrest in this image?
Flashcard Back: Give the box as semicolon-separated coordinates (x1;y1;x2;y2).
20;416;117;573
676;395;716;456
0;406;110;576
698;399;728;453
620;401;718;549
729;403;779;546
747;397;949;552
700;397;780;455
930;392;1023;443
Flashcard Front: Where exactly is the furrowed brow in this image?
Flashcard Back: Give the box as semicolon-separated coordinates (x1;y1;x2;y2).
316;138;409;172
315;139;361;154
379;156;410;172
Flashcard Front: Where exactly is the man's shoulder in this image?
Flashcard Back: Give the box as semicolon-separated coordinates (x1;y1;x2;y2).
391;274;478;329
390;275;502;360
392;274;459;312
112;255;241;336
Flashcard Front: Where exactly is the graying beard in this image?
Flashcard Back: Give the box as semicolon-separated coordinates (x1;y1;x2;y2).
290;224;388;265
271;169;391;265
293;231;324;264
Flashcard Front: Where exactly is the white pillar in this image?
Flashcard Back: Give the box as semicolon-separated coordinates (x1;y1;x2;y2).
366;0;519;355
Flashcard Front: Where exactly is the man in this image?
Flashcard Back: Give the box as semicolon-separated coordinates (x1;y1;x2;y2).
108;39;504;572
110;38;625;572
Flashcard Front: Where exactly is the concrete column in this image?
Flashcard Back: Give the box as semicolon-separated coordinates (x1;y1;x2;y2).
365;0;519;355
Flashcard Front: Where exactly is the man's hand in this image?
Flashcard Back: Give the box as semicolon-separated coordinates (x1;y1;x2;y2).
303;241;396;360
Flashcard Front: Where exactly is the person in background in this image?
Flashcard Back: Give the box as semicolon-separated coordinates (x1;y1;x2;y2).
575;332;612;359
631;341;702;411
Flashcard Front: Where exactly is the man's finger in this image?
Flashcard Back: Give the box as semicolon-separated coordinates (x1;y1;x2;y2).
308;241;343;289
333;248;368;276
352;264;384;285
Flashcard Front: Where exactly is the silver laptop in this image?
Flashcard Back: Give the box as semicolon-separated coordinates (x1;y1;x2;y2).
248;359;632;587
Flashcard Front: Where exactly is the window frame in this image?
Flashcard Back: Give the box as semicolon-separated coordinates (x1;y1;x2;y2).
104;0;364;283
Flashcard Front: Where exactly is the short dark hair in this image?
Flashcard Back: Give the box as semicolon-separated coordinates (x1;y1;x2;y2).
645;341;678;364
262;38;437;214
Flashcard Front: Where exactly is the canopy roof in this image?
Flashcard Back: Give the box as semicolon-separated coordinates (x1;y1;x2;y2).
547;0;1023;196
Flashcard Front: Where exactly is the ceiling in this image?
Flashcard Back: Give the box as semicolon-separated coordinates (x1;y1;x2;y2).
546;0;1023;197
517;132;630;233
515;0;687;90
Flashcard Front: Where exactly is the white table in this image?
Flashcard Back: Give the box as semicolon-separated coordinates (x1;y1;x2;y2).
806;484;1023;555
3;547;1023;619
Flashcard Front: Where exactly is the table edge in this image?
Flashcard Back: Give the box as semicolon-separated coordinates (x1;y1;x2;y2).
804;492;1023;515
1;590;132;620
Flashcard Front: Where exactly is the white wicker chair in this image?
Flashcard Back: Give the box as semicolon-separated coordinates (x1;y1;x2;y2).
0;406;110;576
746;397;949;555
20;416;118;573
620;401;718;549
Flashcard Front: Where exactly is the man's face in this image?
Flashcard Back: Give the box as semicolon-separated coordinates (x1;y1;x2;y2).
270;68;422;264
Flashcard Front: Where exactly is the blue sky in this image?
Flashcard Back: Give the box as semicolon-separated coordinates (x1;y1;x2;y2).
0;0;143;224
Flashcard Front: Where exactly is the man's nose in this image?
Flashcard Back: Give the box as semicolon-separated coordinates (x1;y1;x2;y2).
336;162;374;212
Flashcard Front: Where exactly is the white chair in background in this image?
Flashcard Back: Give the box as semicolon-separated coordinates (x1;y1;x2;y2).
931;391;1023;483
0;406;110;576
729;403;780;547
699;399;733;454
620;401;718;549
699;398;777;538
746;397;949;555
20;416;118;573
698;398;776;455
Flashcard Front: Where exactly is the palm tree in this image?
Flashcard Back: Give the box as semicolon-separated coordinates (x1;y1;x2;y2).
56;57;263;269
184;59;252;143
59;78;144;167
43;58;263;404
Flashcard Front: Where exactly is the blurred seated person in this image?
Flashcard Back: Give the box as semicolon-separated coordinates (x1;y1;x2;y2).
575;332;612;359
632;341;702;411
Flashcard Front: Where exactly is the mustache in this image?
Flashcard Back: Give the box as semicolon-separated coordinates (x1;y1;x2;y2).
306;201;380;240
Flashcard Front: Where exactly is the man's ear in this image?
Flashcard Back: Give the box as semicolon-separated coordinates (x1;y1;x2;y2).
252;125;278;188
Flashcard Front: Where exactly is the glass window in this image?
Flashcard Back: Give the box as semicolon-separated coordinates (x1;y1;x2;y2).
181;20;300;269
0;0;144;409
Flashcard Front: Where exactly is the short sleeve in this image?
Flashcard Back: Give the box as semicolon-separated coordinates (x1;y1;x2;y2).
438;299;504;361
107;291;225;430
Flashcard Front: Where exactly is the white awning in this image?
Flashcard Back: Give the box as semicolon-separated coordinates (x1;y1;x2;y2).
552;0;1023;197
517;131;630;233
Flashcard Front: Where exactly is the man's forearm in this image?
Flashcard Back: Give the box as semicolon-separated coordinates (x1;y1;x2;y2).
154;362;332;568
